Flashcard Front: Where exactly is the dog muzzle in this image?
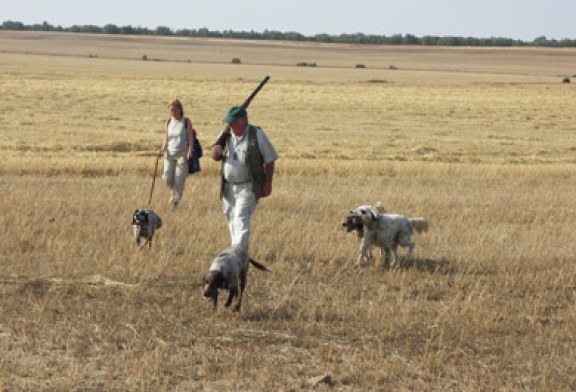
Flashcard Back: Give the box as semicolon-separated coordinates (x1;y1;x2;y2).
343;216;362;232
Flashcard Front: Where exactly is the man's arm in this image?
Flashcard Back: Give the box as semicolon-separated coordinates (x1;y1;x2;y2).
261;161;275;198
211;130;227;161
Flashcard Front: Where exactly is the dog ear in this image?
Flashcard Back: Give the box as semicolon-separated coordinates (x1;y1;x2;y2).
361;208;376;219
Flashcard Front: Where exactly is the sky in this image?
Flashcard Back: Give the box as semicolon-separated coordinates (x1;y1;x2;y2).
2;0;575;41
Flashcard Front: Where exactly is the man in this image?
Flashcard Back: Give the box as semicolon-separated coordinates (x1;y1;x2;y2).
211;106;278;250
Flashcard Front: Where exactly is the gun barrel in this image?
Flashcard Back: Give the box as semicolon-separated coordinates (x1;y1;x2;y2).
213;76;270;149
241;75;270;109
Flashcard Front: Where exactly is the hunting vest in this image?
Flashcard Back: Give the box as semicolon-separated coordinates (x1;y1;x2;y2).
220;125;266;200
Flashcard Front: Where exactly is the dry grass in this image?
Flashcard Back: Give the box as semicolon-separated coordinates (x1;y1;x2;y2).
0;33;575;391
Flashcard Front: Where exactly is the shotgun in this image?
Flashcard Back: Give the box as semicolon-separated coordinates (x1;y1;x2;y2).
212;75;270;150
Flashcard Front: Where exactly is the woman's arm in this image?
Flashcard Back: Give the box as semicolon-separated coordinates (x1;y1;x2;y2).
186;118;196;160
159;120;169;156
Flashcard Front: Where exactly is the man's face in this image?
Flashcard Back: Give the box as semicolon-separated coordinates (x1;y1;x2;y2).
228;117;247;134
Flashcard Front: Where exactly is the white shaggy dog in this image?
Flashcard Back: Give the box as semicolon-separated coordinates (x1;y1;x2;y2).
341;201;387;264
348;205;428;268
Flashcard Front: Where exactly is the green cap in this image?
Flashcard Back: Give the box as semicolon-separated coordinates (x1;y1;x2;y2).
222;105;247;124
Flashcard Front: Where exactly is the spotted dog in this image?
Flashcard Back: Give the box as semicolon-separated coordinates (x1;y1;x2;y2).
131;209;162;249
203;245;271;312
347;205;428;268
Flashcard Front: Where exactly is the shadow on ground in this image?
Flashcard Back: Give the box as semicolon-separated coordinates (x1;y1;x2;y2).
398;256;457;274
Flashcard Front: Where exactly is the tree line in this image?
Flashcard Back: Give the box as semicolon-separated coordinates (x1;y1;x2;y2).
2;20;575;48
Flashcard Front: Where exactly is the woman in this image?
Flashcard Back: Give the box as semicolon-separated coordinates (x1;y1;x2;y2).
159;99;197;208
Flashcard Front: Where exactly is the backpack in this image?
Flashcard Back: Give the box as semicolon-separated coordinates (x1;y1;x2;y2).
167;117;203;174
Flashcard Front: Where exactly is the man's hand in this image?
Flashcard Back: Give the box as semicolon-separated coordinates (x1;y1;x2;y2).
212;144;224;161
261;161;275;198
261;182;272;198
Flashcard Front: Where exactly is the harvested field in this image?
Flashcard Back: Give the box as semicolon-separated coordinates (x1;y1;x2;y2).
0;32;575;390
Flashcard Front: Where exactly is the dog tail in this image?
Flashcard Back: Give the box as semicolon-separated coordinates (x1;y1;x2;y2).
410;218;429;233
249;258;272;272
373;201;387;213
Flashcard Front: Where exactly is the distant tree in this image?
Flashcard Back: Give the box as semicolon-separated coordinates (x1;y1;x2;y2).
102;24;120;34
403;34;420;45
313;33;332;43
120;25;134;35
2;20;26;30
533;36;549;46
196;27;211;37
263;29;284;40
155;26;172;36
558;38;576;47
421;36;438;46
132;26;151;35
437;36;463;46
69;25;101;34
353;33;366;44
32;21;54;31
285;31;305;41
491;37;514;46
176;28;193;37
389;34;403;44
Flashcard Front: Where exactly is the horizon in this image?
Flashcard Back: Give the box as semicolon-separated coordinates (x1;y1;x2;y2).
1;20;572;45
2;0;575;42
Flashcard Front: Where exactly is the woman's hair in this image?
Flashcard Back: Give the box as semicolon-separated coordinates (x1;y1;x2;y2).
168;99;184;116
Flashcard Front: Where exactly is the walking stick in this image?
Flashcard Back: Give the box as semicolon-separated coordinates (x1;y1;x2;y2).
148;150;161;205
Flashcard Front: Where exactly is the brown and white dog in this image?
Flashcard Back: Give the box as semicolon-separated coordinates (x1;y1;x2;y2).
132;209;162;249
202;245;271;312
346;205;428;268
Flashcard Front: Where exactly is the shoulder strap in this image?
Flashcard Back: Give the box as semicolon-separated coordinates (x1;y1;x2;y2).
248;125;262;159
166;117;188;125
